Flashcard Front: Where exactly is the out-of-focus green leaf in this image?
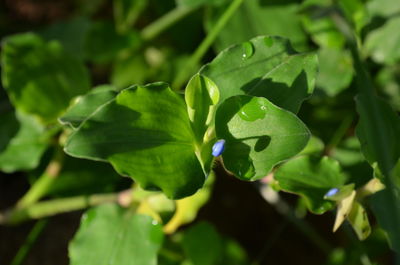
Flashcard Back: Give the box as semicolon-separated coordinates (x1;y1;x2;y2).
206;0;308;52
1;33;91;121
367;0;400;18
84;21;141;63
47;157;125;197
298;135;325;156
59;85;117;129
177;0;218;8
182;222;223;265
0;112;48;173
201;36;318;113
39;16;91;58
215;95;310;181
114;0;147;33
364;16;400;64
111;54;149;89
69;204;164;265
274;156;347;214
347;201;371;240
0;111;19;152
316;48;353;96
65;82;205;199
376;66;400;111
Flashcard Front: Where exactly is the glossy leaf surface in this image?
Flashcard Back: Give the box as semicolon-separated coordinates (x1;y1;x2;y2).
59;85;118;129
1;33;90;121
69;204;163;265
215;95;310;181
65;82;205;199
274;156;347;214
200;36;317;113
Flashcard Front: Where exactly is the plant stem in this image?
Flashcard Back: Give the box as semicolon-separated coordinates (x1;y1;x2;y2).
141;6;196;41
10;219;48;265
4;192;123;225
172;0;245;89
326;114;354;153
16;147;64;209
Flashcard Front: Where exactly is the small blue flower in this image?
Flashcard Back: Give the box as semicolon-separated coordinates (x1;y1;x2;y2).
325;188;339;197
212;139;226;157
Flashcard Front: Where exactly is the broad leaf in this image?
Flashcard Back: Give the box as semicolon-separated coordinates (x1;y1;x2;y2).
0;111;19;152
200;36;317;113
205;0;308;52
364;16;400;64
316;48;353;96
65;82;205;199
274;156;347;214
0;112;48;173
1;33;90;121
215;95;310;180
69;204;163;265
182;222;223;265
59;85;118;129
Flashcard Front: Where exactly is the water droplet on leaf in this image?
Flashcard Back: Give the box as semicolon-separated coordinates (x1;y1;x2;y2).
241;42;254;60
236;158;256;180
237;98;266;121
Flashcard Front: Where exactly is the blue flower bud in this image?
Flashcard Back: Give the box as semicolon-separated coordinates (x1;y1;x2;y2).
325;188;339;197
212;139;225;157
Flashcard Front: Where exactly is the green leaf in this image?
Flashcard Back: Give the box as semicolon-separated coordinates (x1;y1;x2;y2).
111;54;149;89
185;74;219;142
1;33;91;121
65;82;205;199
200;36;318;113
347;202;371;240
46;157;125;197
316;48;353;96
364;16;400;64
205;1;308;52
367;0;400;18
69;204;164;265
59;85;118;129
298;135;325;156
274;156;347;214
215;95;310;181
182;222;223;265
0;112;48;173
0;111;19;152
84;21;140;63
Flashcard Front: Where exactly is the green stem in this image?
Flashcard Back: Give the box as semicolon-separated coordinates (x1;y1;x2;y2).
172;0;245;89
326;114;354;152
16;148;64;209
10;219;48;265
141;6;197;41
5;192;120;225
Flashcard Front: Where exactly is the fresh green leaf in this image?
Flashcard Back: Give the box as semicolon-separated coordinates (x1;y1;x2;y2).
182;222;223;265
316;48;353;96
205;1;308;52
298;135;325;156
65;82;205;199
364;16;400;64
1;33;91;121
0;111;19;152
376;66;400;111
274;156;347;214
0;112;48;173
111;53;150;89
367;0;400;18
215;95;310;181
200;36;318;113
69;204;164;265
347;201;371;240
177;0;219;8
185;74;219;142
59;85;118;129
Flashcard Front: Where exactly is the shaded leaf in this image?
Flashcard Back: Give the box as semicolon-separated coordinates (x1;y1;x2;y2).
215;95;310;180
59;85;118;129
0;111;19;152
65;82;205;199
1;33;91;121
274;156;347;214
200;36;317;113
69;204;163;265
0;112;48;173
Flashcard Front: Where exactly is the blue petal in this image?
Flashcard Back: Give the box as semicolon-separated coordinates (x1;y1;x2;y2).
212;139;225;157
325;188;339;197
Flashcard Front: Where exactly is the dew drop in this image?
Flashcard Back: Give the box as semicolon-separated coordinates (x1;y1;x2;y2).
264;36;274;47
241;42;254;60
237;98;266;121
236;159;256;180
